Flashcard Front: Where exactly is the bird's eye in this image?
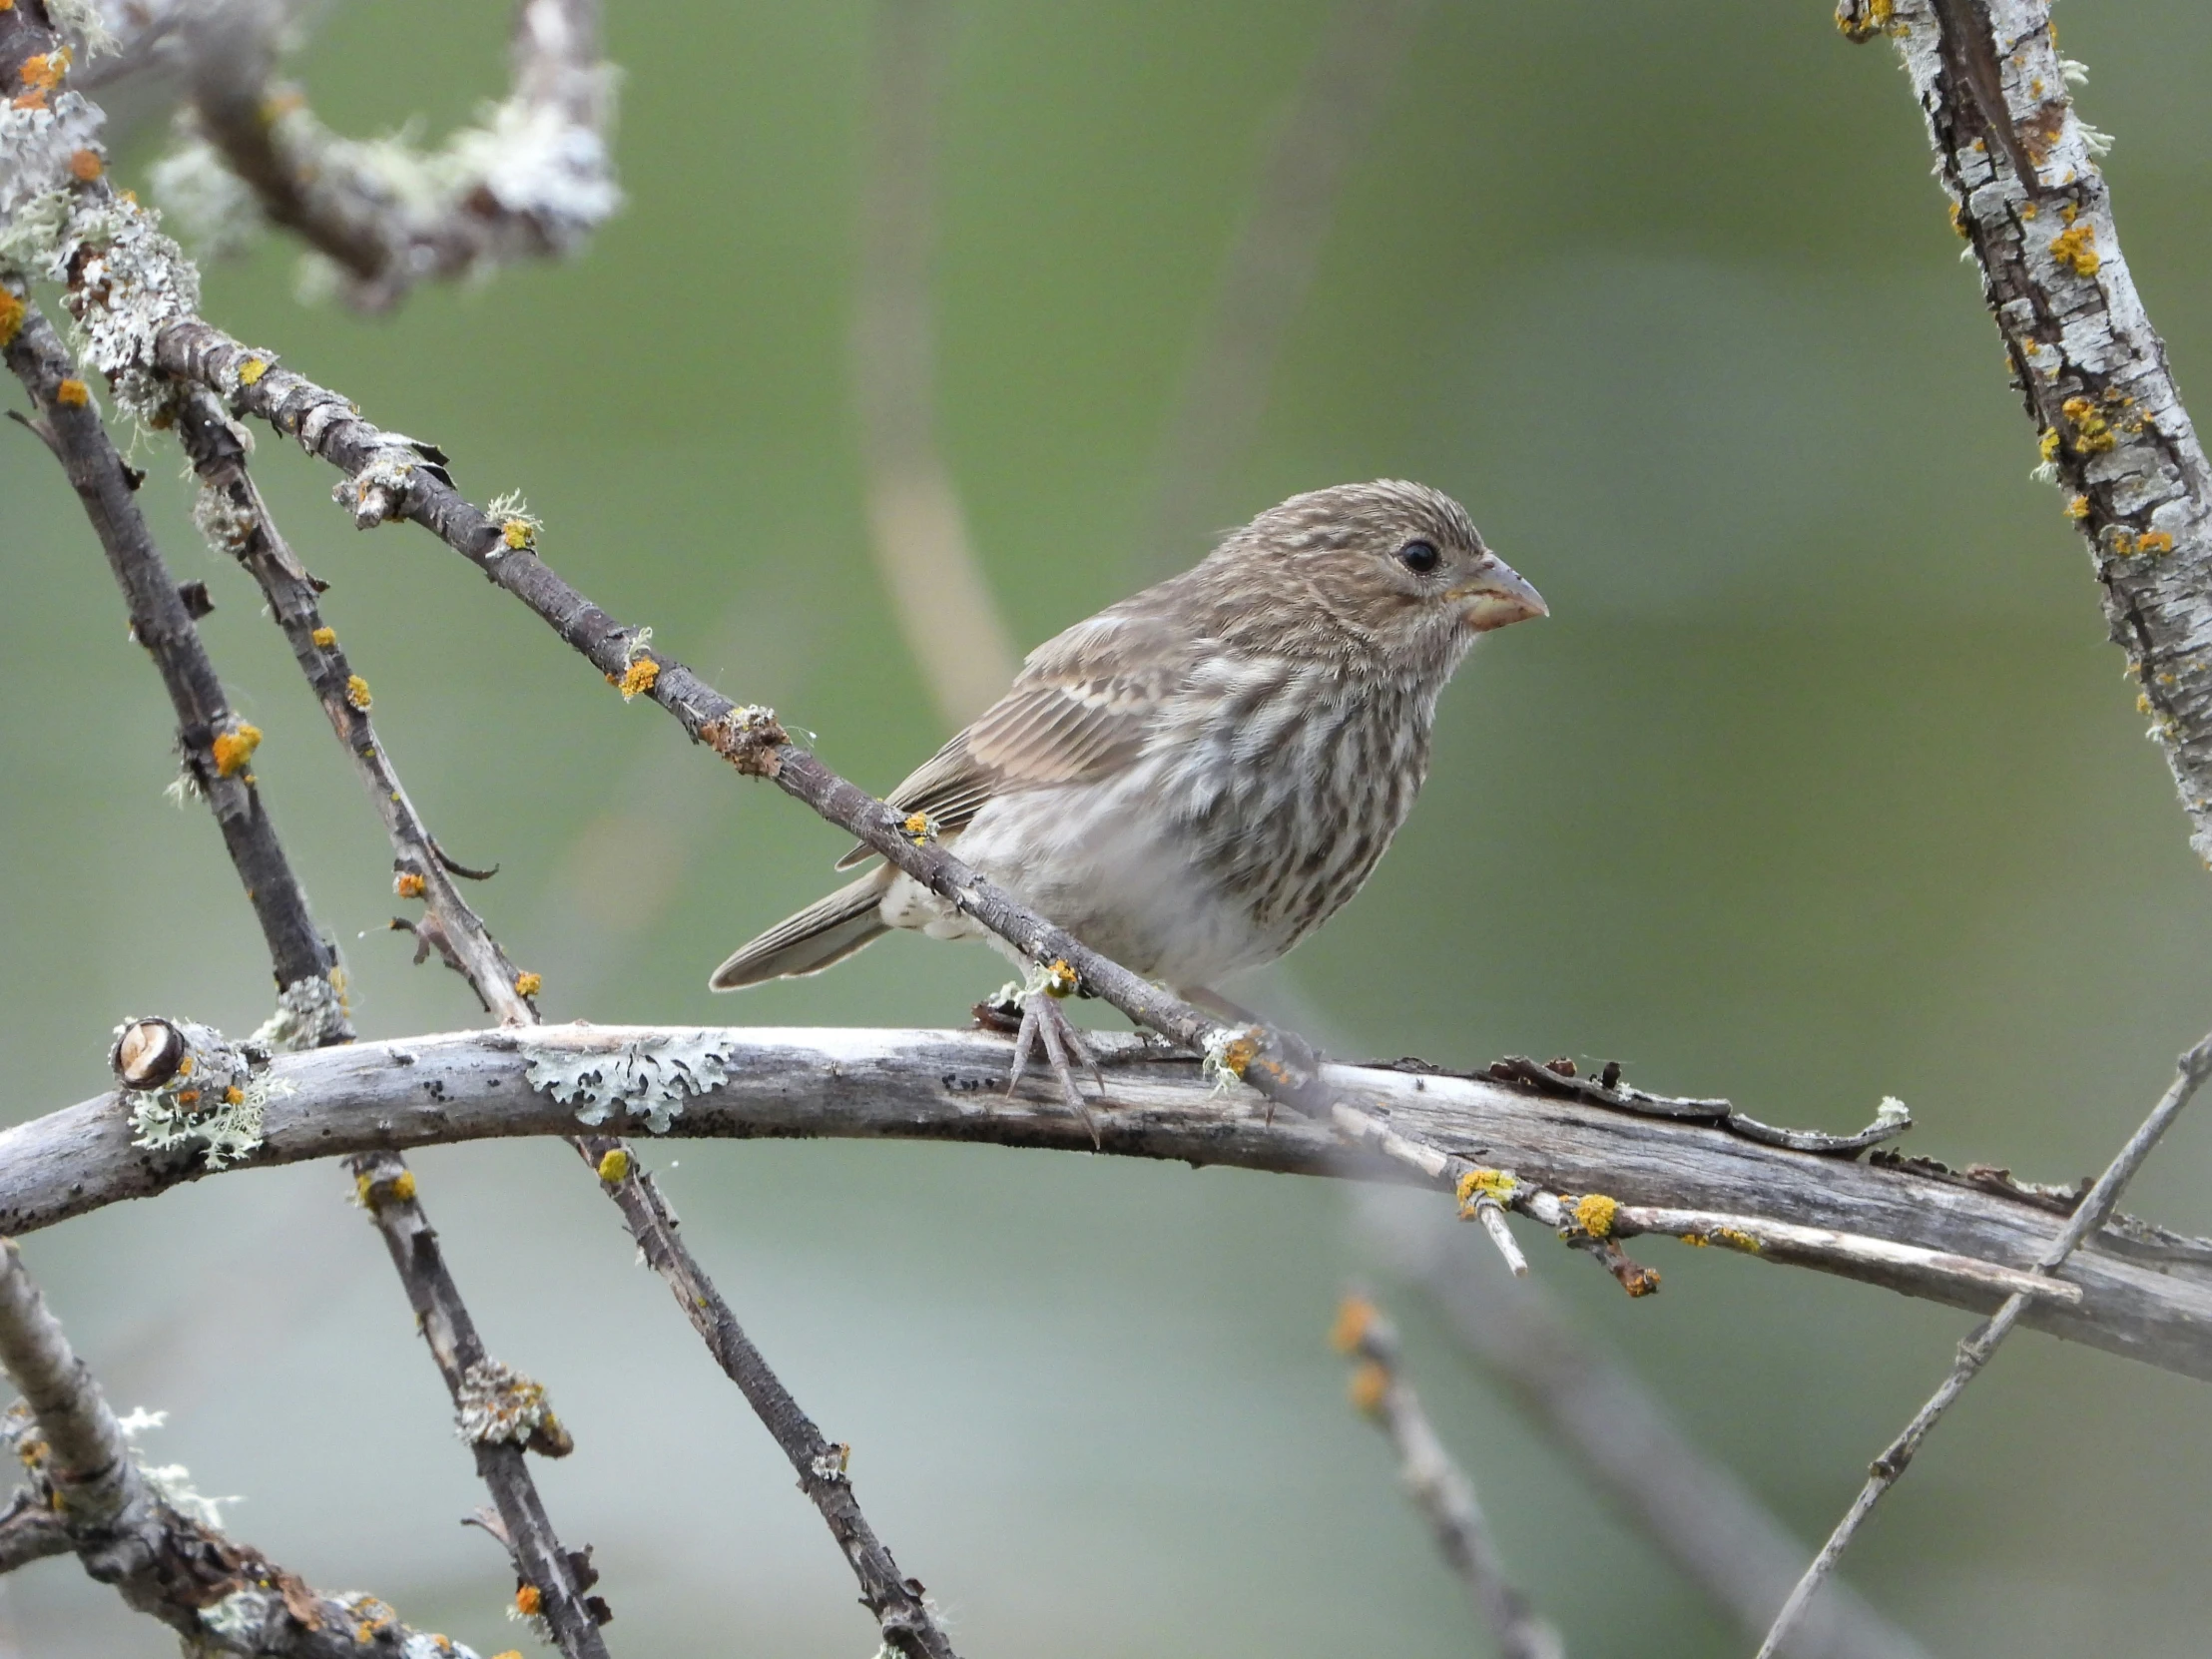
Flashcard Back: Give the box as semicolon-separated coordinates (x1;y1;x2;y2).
1396;540;1441;575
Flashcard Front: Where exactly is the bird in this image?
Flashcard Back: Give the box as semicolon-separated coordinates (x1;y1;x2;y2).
709;479;1546;1128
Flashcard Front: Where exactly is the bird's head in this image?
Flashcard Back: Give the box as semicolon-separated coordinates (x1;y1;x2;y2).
1205;480;1545;667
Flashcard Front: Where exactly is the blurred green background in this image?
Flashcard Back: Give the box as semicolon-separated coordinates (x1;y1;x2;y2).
7;1;2212;1653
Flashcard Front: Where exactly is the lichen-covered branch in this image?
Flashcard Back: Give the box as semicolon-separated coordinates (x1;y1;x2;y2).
851;0;1016;728
8;1024;2212;1380
0;1239;493;1656
1333;1294;1562;1659
164;0;619;309
1853;0;2212;864
159;350;958;1657
0;301;350;1026
581;1143;959;1658
349;1153;611;1659
170;387;539;1023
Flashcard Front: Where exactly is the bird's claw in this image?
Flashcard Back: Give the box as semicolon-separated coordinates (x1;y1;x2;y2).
1002;970;1106;1147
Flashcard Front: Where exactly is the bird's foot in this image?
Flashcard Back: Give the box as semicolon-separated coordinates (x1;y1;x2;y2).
988;960;1106;1146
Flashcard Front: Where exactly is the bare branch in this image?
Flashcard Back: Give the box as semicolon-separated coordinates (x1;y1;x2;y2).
1334;1293;1562;1659
578;1141;959;1658
159;338;961;1654
1853;0;2212;862
1369;1200;1932;1659
0;300;348;1019
170;387;538;1024
348;1154;612;1658
0;1239;491;1656
171;0;618;309
1756;1027;2212;1657
7;1024;2212;1380
851;0;1017;727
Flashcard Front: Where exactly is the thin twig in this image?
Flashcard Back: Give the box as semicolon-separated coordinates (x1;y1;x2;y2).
348;1153;611;1659
161;368;963;1656
1;302;348;1018
580;1144;959;1658
0;1239;487;1656
1366;1196;1931;1659
1333;1294;1562;1659
176;0;618;309
1755;1030;2212;1658
851;0;1016;727
8;1024;2212;1380
169;387;538;1023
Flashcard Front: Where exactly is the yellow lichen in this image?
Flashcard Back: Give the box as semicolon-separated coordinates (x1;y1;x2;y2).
1574;1193;1619;1238
174;1089;199;1107
1040;958;1078;997
310;626;335;647
901;812;933;842
2136;692;2153;716
2049;222;2100;277
513;1586;541;1619
596;1147;630;1184
2061;396;2116;453
211;723;263;778
2020;202;2039;221
1347;1361;1389;1416
1329;1294;1375;1355
67;148;100;182
389;1171;416;1203
224;1086;244;1106
617;658;660;701
394;870;426;899
2140;529;2176;555
0;288;22;347
2112;530;2138;557
501;518;533;550
344;675;372;710
1454;1167;1516;1218
2065;495;2091;520
237;357;268;387
514;971;543;998
1947;201;1967;239
2038;427;2061;464
55;378;88;408
1710;1227;1762;1254
18;49;69;93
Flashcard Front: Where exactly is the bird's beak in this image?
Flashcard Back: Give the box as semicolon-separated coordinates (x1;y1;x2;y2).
1448;558;1548;632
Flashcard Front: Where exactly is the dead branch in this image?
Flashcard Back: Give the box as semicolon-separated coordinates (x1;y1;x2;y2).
171;0;619;309
0;302;346;1015
582;1143;958;1657
1757;1026;2212;1657
0;1239;493;1656
348;1154;613;1658
1333;1293;1562;1659
5;1024;2212;1382
1368;1198;1930;1659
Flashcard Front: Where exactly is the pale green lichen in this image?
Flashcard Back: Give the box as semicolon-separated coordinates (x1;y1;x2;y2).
454;1359;560;1447
523;1032;736;1134
250;972;347;1053
150;132;266;261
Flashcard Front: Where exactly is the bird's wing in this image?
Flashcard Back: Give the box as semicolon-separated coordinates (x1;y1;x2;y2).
832;602;1190;869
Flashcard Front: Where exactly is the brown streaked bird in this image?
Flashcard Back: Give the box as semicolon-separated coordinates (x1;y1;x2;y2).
711;480;1546;1121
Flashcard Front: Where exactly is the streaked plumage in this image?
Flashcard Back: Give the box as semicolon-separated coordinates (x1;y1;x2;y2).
712;479;1544;1001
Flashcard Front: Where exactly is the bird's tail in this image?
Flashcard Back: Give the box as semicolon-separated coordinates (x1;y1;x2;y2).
708;866;895;990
